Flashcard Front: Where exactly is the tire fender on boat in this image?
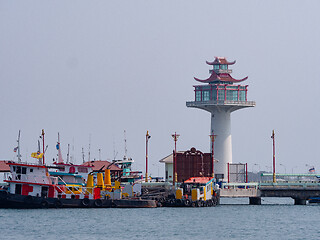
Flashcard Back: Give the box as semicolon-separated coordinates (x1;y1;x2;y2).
54;200;63;208
41;200;49;208
94;199;103;207
82;198;90;207
185;199;191;207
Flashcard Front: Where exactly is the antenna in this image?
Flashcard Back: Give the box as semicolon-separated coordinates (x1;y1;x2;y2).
17;130;21;162
67;144;70;164
82;147;85;163
113;137;118;161
88;134;91;162
124;130;127;159
71;137;75;163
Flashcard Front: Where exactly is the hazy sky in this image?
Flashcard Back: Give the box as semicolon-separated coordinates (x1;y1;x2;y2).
1;1;320;176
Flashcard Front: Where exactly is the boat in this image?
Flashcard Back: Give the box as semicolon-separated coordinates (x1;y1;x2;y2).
162;177;219;207
0;131;157;208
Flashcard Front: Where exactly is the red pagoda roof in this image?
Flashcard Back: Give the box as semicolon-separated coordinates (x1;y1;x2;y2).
194;71;248;83
206;57;236;65
194;57;248;84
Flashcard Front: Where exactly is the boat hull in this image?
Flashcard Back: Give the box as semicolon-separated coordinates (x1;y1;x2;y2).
0;191;157;208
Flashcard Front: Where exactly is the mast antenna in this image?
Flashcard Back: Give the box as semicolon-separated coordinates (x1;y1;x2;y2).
67;144;70;164
88;134;91;162
17;130;21;163
124;130;127;159
82;147;85;163
113;137;118;161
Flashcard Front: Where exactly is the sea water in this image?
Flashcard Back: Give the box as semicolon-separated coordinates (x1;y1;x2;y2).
1;198;320;240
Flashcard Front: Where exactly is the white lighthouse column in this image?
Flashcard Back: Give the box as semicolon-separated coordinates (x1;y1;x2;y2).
211;109;232;180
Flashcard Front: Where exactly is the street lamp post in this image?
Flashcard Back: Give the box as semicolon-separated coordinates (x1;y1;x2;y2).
145;131;151;183
209;131;217;178
171;132;180;186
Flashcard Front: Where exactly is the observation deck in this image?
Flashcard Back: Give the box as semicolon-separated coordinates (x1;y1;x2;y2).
186;99;256;112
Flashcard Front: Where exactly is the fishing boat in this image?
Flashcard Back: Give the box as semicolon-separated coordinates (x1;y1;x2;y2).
0;131;157;208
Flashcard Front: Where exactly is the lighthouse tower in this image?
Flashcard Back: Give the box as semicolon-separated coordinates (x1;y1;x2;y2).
186;57;255;180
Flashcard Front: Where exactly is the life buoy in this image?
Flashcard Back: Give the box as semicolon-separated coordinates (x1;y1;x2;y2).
82;198;90;207
94;199;103;207
185;199;191;207
54;200;63;208
40;200;49;208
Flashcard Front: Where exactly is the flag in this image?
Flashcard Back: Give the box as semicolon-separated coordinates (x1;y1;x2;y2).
13;147;18;152
31;152;44;159
309;167;315;173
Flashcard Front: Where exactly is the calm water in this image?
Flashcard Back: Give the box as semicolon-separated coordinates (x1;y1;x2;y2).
1;198;320;240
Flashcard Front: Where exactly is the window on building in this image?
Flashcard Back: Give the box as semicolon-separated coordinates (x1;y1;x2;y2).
213;65;219;70
30;169;33;173
22;167;27;174
202;91;210;101
218;90;225;101
59;167;65;172
221;65;227;70
239;91;246;101
78;167;88;173
16;166;21;174
196;91;201;101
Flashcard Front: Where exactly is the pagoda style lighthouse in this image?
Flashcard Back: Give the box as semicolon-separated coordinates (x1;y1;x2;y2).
186;57;255;180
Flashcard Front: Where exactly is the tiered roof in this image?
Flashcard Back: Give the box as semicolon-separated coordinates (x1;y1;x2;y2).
194;57;248;84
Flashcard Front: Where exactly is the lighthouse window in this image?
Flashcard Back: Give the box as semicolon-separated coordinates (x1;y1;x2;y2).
221;65;227;70
202;91;210;101
218;90;225;101
239;91;246;101
196;91;201;101
213;65;219;70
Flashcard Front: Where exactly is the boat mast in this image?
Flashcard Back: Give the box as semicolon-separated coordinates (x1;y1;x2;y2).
42;129;45;165
88;134;91;162
82;147;85;163
17;130;21;163
124;130;127;160
57;132;64;163
67;144;70;164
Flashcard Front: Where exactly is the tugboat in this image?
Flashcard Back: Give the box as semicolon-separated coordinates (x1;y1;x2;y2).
0;131;157;208
163;177;219;207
